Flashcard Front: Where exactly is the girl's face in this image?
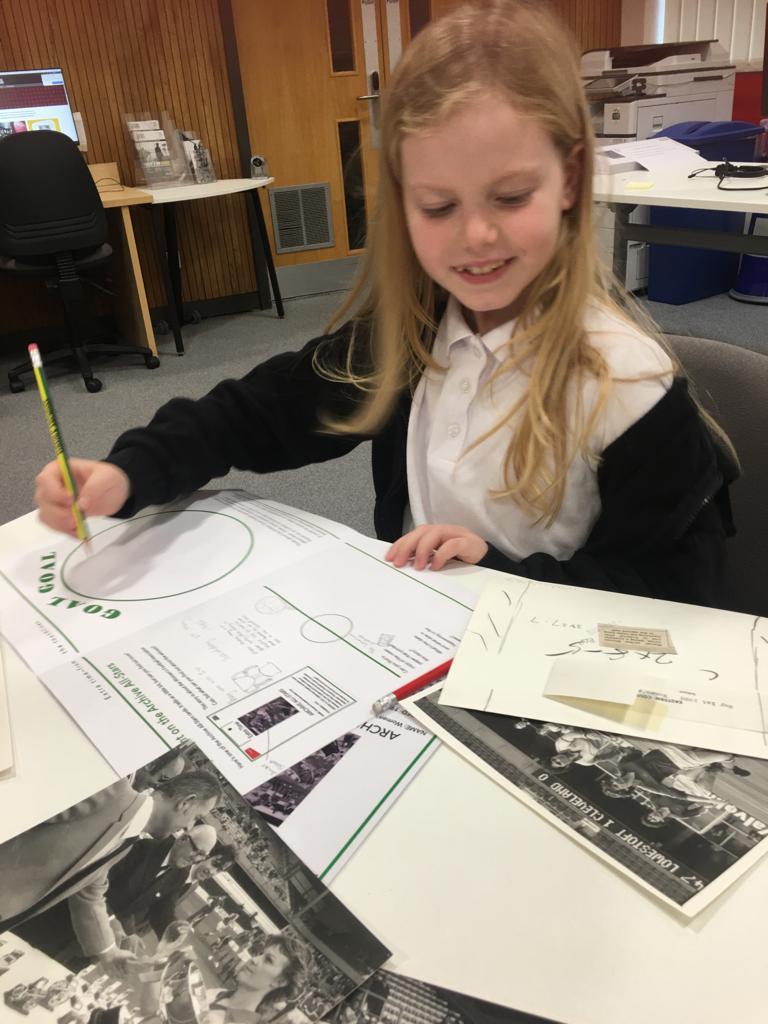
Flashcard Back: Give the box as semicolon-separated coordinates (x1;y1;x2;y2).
401;93;580;336
237;944;289;992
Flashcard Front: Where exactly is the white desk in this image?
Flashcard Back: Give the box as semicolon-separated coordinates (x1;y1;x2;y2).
141;177;282;354
594;166;768;285
2;510;767;1024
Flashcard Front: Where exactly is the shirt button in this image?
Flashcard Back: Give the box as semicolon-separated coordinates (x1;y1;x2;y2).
460;378;471;393
448;423;460;438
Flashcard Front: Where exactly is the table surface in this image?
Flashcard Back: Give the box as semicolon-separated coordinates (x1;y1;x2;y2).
594;164;768;214
97;184;153;210
142;176;273;205
2;509;766;1024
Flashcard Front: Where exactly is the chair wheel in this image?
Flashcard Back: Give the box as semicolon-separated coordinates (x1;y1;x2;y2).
190;309;202;325
85;377;103;393
9;377;25;393
154;319;170;335
145;355;160;369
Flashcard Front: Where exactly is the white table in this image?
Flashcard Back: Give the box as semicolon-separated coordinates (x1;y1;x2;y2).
594;165;768;285
142;177;282;354
2;510;767;1024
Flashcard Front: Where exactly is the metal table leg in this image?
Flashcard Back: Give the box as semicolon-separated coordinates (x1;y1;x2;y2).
151;204;185;354
247;187;284;318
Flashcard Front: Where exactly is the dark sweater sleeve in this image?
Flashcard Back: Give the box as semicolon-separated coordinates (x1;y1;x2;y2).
104;325;370;517
478;379;736;607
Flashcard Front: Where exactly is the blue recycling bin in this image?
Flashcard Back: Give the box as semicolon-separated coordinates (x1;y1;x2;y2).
646;121;765;304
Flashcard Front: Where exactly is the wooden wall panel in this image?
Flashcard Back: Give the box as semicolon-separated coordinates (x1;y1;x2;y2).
0;0;256;335
430;0;622;50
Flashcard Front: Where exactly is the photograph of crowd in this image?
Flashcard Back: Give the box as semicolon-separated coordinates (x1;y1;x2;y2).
0;744;390;1023
239;696;299;739
323;969;553;1024
245;734;361;827
413;688;768;911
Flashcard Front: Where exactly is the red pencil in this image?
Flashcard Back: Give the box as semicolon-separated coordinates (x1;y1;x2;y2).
371;658;454;715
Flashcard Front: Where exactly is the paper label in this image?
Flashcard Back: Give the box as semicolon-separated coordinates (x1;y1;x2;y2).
597;623;676;654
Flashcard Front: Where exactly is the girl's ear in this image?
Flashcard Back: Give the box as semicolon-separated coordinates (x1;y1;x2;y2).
561;143;584;210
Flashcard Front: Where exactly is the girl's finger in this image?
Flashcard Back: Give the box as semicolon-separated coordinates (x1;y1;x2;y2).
430;537;464;571
413;529;442;570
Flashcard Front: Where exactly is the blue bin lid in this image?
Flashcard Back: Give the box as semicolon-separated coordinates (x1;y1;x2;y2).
651;120;764;142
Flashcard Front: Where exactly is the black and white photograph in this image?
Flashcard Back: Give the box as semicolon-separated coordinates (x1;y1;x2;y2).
245;734;361;827
412;687;768;914
133;138;170;167
0;744;390;1023
239;696;301;738
322;969;556;1024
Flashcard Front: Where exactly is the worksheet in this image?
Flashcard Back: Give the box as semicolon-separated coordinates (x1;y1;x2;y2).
439;577;768;758
242;705;438;880
0;492;360;675
0;492;473;791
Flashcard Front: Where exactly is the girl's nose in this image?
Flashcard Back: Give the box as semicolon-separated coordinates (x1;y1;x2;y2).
461;210;499;249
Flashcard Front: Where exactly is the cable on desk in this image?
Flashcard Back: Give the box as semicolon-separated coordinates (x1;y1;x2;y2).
688;162;768;191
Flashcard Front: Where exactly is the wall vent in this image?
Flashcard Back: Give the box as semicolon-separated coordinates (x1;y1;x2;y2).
269;183;334;253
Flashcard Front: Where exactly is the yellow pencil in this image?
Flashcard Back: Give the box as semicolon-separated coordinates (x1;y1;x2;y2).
28;343;91;545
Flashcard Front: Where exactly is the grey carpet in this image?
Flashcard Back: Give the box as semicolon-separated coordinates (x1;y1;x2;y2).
0;288;763;529
0;292;375;532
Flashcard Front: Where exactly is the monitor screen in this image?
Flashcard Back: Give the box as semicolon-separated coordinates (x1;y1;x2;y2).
0;68;78;143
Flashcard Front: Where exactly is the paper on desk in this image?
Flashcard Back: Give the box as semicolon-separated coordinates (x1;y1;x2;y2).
0;492;473;792
242;704;438;881
0;638;13;779
544;662;765;734
409;682;768;918
439;577;768;758
596;137;709;175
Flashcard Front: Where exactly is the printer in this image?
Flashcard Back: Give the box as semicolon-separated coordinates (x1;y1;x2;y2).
583;41;736;290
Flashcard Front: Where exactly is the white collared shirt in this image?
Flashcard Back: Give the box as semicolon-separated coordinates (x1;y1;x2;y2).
405;296;673;561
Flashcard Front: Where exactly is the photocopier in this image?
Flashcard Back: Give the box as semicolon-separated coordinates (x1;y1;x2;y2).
583;41;736;290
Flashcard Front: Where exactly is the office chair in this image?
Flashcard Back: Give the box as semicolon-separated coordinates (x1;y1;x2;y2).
666;334;768;618
0;130;159;393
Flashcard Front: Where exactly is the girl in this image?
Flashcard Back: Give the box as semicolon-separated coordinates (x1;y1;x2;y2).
206;933;309;1024
34;0;735;606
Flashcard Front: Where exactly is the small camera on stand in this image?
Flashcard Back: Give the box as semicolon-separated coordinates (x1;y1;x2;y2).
250;154;269;179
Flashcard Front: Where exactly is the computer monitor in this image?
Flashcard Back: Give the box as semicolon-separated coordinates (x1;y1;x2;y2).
0;68;78;143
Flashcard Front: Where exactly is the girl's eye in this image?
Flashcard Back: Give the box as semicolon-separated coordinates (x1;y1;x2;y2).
498;193;530;206
421;204;455;218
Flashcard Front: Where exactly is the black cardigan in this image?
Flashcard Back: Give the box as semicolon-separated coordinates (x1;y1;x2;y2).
106;324;736;607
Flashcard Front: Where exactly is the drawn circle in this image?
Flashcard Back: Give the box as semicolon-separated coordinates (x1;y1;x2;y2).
300;613;353;643
60;511;254;601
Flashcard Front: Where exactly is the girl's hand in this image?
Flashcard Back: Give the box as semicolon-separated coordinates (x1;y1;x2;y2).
35;458;131;535
385;524;488;571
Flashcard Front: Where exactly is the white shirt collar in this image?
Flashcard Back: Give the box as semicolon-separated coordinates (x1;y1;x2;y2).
441;295;517;362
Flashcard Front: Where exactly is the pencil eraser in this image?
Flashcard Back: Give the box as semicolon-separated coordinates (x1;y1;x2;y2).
624;181;654;190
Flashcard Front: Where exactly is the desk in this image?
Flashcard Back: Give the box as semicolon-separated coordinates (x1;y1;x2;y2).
594;166;768;284
95;184;158;359
142;177;284;355
2;510;766;1024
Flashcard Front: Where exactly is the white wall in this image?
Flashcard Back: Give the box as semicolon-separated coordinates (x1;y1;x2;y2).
622;0;765;67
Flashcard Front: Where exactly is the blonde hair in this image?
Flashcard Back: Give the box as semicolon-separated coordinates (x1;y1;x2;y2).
315;0;720;521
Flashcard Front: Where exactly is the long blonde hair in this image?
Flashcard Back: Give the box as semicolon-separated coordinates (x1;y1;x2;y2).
316;1;685;521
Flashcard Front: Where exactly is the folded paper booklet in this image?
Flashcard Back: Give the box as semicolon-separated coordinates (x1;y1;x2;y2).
438;577;768;758
0;492;473;793
0;743;390;1023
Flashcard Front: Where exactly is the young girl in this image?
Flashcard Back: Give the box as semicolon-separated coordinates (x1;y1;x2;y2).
35;0;735;606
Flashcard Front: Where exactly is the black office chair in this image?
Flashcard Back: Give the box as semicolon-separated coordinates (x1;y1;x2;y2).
0;130;159;393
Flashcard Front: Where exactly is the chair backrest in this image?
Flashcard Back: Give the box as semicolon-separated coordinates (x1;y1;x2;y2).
666;334;768;617
0;130;107;258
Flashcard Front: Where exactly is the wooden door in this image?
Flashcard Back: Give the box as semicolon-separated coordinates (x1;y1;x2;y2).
231;1;433;269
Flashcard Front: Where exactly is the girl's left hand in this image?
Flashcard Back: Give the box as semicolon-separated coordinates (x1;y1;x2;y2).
385;524;489;571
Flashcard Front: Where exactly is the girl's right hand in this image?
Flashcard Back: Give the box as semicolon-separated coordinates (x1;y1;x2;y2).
35;458;131;534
